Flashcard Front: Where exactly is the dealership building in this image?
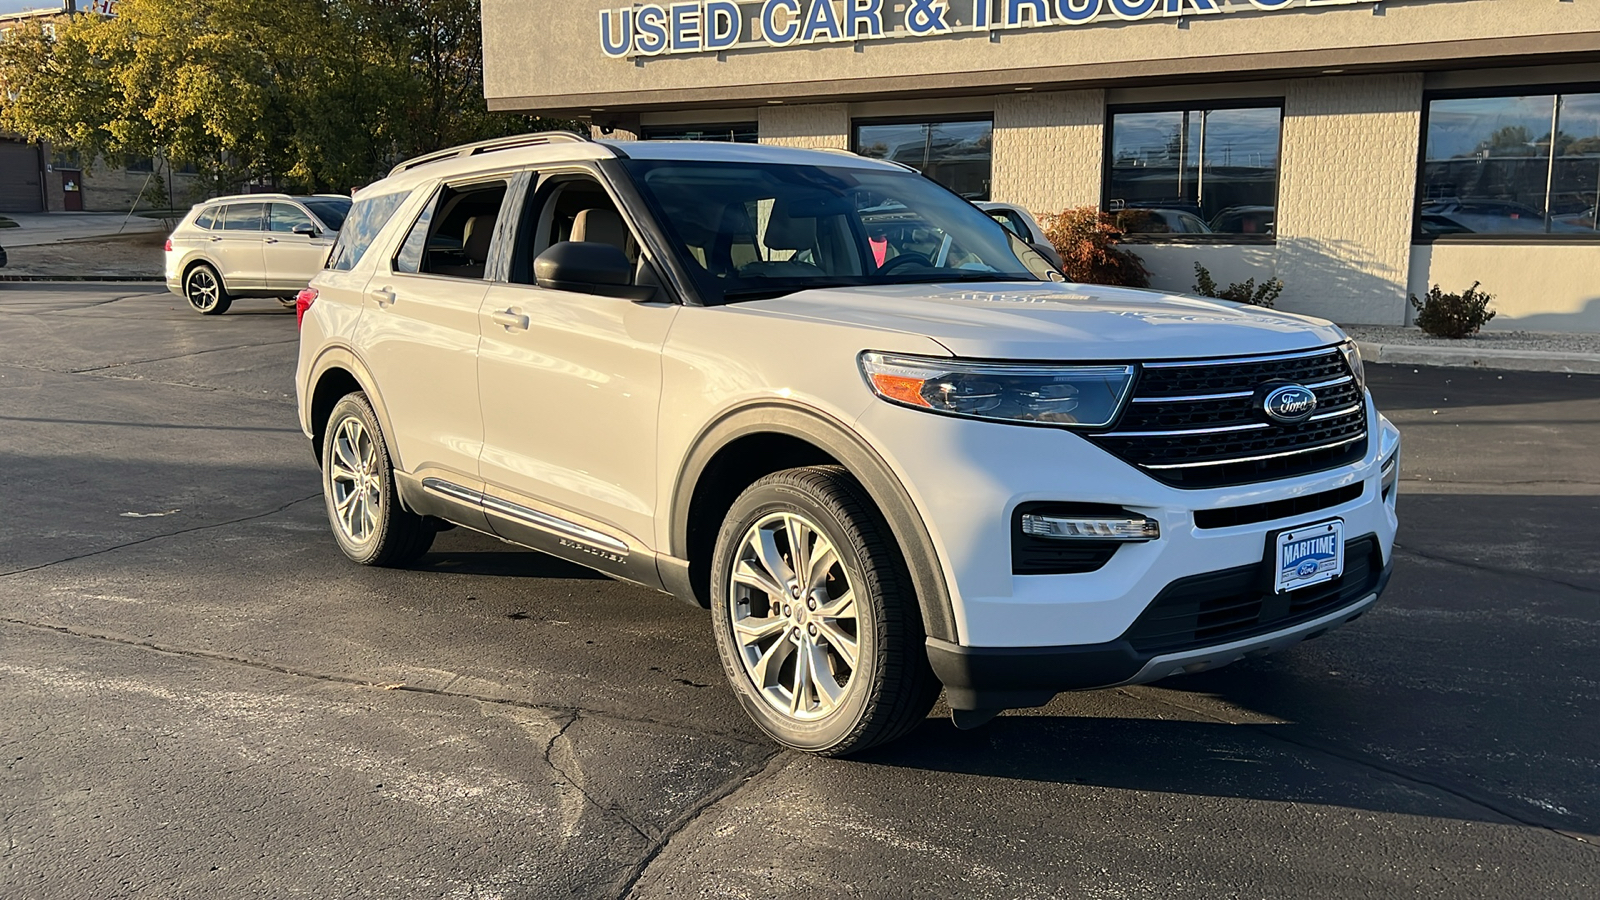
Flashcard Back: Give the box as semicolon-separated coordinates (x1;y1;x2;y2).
481;0;1600;331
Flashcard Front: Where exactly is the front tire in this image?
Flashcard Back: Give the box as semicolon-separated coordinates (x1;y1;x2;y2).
183;263;232;315
710;467;939;755
321;393;434;566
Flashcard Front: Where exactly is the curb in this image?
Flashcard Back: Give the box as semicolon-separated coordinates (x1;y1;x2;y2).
0;275;165;283
1357;340;1600;375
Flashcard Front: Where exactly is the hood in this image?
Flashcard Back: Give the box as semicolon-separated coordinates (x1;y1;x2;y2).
743;281;1346;361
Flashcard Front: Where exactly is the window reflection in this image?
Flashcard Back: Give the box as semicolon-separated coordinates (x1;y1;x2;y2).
1419;92;1600;236
854;120;994;201
642;124;758;143
1105;106;1282;237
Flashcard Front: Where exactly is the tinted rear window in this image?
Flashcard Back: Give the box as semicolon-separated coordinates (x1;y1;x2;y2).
221;203;265;231
328;190;408;271
304;198;351;232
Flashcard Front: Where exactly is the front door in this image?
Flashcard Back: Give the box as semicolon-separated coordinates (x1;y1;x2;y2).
59;170;83;211
265;202;336;292
477;172;676;559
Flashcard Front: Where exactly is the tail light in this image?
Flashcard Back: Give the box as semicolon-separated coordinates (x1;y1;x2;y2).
164;238;173;252
295;287;318;329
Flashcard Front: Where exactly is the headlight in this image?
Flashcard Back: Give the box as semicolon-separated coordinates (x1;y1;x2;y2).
1339;339;1366;391
859;352;1136;428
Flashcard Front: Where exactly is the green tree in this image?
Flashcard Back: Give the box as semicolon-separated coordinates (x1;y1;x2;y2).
0;0;572;193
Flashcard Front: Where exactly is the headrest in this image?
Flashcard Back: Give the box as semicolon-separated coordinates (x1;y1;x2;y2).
764;204;816;251
461;214;496;262
572;207;630;251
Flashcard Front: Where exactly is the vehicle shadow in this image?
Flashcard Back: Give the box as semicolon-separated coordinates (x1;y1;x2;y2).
412;529;608;579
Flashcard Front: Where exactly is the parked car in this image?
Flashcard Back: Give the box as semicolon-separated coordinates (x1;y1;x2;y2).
165;193;351;315
297;133;1399;755
1208;205;1275;235
975;201;1066;269
1115;207;1214;235
0;239;7;269
1420;199;1596;235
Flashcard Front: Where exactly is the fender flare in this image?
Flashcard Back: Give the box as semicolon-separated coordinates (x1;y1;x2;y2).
302;344;406;473
670;401;958;644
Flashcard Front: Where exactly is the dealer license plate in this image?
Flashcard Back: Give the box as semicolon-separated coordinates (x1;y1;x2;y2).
1274;519;1344;593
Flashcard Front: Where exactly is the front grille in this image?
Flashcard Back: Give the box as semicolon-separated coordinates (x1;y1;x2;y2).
1123;535;1382;655
1089;346;1368;489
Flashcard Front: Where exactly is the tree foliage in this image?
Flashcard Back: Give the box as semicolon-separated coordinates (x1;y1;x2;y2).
0;0;573;193
1040;207;1150;288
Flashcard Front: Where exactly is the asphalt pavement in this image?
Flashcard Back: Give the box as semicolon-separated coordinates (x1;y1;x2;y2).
2;284;1597;899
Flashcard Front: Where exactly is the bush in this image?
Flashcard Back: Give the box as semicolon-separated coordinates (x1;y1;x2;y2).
1410;282;1496;338
1192;263;1283;309
1042;207;1150;288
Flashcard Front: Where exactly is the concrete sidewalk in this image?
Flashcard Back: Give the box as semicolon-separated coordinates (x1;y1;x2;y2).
1345;325;1600;375
0;211;169;248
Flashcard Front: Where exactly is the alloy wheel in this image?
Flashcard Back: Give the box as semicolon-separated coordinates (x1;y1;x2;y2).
185;268;220;312
728;511;860;721
328;415;381;544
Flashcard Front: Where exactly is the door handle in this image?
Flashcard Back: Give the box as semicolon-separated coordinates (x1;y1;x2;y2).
369;287;396;308
489;308;529;331
265;237;279;244
209;236;222;242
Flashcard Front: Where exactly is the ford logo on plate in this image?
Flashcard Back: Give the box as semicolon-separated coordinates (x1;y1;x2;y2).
1262;384;1318;423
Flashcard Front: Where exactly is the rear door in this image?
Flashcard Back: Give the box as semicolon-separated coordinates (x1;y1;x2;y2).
265;202;335;292
215;202;268;289
353;175;511;492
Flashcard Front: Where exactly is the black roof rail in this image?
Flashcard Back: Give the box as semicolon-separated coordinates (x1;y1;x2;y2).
389;131;592;177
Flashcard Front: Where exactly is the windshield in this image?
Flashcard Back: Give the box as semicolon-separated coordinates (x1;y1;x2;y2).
620;160;1054;304
304;197;352;232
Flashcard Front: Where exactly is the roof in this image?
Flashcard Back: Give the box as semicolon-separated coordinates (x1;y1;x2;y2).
375;131;903;190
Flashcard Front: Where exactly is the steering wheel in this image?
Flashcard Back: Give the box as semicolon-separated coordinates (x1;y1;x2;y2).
877;252;934;274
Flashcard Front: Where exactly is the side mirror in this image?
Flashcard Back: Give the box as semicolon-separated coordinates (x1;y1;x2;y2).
535;241;650;298
1030;241;1066;272
292;222;317;237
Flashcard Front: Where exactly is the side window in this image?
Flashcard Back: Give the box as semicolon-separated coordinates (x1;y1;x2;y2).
514;175;637;285
328;190;408;271
194;206;220;230
221;203;265;232
269;203;315;234
392;180;508;279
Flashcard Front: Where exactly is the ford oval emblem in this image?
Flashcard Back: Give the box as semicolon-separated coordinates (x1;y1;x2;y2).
1262;384;1318;423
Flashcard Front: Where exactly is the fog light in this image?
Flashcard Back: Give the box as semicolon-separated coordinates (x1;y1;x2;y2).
1020;514;1159;542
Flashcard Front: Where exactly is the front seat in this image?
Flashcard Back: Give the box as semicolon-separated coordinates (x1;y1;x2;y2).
571;207;633;257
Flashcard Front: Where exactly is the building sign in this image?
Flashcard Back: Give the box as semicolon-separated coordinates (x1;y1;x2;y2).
601;0;1409;58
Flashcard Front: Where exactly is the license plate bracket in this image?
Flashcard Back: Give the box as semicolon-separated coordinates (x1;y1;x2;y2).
1272;519;1345;594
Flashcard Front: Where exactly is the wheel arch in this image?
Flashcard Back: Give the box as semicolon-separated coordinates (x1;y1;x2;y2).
303;346;404;473
670;402;958;643
180;256;228;296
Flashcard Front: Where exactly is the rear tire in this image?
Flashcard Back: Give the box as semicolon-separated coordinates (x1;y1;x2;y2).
710;466;939;756
321;393;435;567
183;263;231;315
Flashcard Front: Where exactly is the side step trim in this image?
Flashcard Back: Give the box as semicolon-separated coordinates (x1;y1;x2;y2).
421;477;629;556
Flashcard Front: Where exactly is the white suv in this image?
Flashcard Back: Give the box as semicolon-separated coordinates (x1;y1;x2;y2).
295;133;1400;755
166;194;350;315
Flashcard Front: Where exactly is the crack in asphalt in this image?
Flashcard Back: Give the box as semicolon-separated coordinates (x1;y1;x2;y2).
0;616;770;749
1124;687;1597;849
612;750;790;899
0;493;323;579
541;712;652;845
1392;542;1600;596
68;338;301;374
0;360;300;404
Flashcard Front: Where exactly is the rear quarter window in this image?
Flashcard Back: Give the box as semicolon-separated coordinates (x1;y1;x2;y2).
327;190;409;271
194;206;220;229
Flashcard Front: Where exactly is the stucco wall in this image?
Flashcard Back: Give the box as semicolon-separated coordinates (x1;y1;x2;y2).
1273;74;1423;325
484;0;1599;113
757;103;850;150
991;90;1104;217
1409;243;1600;333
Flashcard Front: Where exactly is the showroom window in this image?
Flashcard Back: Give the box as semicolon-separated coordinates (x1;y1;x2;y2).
1104;103;1283;239
1418;89;1600;237
854;119;993;201
641;124;758;143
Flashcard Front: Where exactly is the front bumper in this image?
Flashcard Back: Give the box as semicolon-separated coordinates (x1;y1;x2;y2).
928;551;1392;711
